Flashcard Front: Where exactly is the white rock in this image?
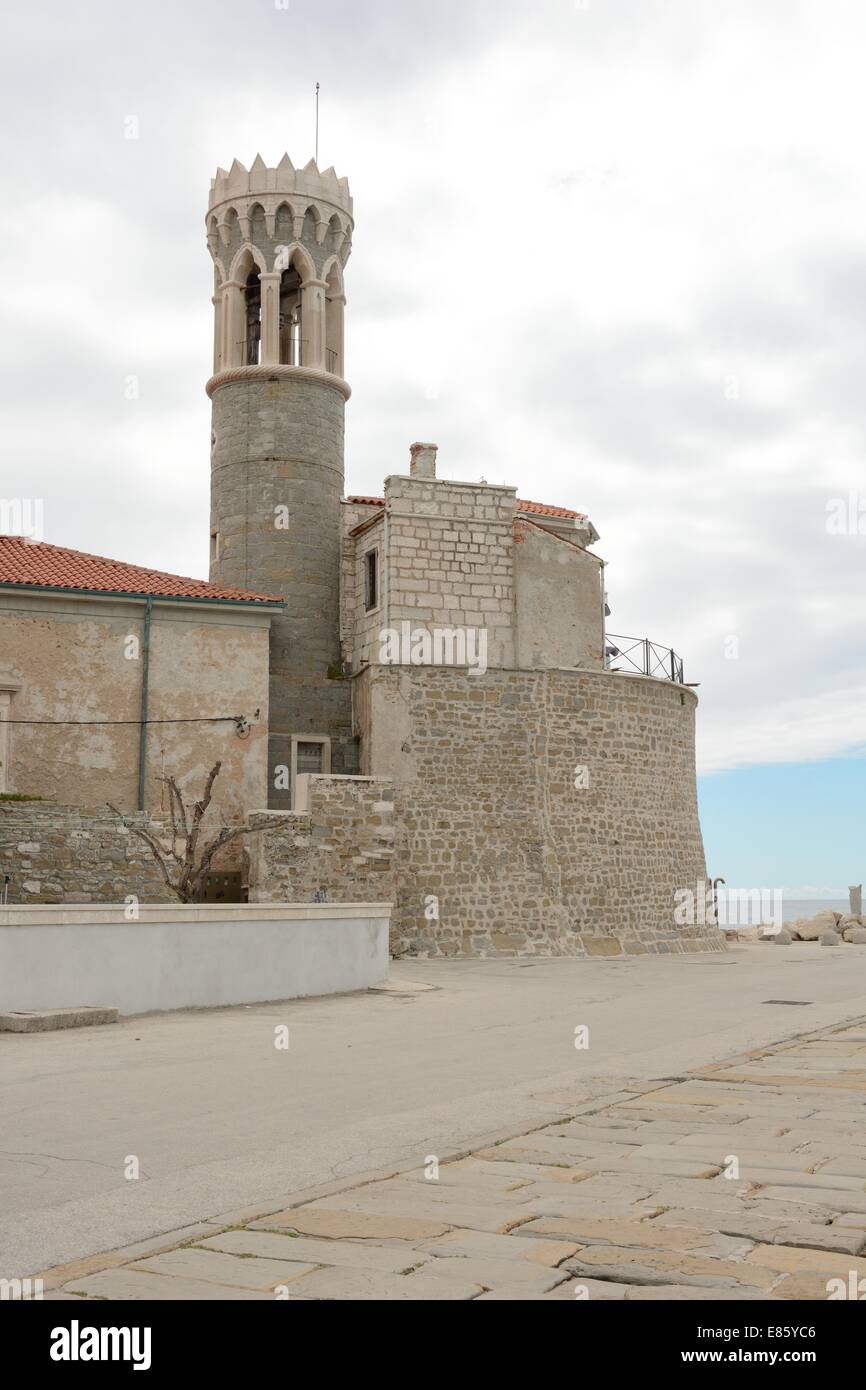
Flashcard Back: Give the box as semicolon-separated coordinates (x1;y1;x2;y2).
820;932;840;946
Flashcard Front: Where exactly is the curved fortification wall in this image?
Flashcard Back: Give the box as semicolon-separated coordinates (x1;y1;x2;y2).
359;664;724;957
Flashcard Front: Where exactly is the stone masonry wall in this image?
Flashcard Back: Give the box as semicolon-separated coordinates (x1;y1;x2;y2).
0;803;173;904
381;476;518;668
209;374;357;809
246;776;396;906
359;664;725;958
341;512;385;669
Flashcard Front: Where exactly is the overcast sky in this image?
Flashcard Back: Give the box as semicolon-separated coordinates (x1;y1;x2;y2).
2;0;865;832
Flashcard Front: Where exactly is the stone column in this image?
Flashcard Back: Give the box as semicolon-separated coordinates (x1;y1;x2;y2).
301;279;328;370
222;281;246;368
211;293;223;373
259;272;282;366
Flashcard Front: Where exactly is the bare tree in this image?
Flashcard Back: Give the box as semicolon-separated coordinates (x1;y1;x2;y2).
108;760;265;903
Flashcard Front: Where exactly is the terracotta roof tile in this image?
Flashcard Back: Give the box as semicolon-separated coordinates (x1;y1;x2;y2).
0;535;283;605
345;495;587;519
345;495;386;508
515;498;587;520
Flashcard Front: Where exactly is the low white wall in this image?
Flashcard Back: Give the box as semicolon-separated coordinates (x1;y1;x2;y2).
0;903;391;1015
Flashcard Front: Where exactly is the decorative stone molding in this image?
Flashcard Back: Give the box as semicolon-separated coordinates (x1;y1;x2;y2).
205;363;352;400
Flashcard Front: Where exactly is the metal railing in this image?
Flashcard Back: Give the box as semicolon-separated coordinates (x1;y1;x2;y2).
234;339;338;373
604;633;684;683
237;336;262;366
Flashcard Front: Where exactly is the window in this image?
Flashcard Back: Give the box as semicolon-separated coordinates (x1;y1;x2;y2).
364;548;379;612
296;741;325;775
210;531;220;563
290;735;332;810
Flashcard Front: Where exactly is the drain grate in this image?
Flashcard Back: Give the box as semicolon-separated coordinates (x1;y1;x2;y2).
762;999;813;1005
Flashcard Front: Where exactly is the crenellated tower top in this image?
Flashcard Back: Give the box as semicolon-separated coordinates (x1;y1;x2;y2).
208;153;352;219
205;153;352;387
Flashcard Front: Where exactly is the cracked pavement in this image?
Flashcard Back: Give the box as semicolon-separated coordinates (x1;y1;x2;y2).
33;1017;866;1300
3;944;866;1286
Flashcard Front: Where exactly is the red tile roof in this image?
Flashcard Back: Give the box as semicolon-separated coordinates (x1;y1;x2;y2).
0;535;283;605
516;498;587;520
346;495;587;519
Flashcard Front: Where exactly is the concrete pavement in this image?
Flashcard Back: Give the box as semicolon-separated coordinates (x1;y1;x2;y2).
3;942;866;1283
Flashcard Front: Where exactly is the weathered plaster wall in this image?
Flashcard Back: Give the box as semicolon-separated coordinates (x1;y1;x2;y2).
356;664;723;958
0;802;173;904
514;520;604;670
0;592;269;818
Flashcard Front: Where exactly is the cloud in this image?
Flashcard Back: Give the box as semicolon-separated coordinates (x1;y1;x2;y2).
2;0;865;769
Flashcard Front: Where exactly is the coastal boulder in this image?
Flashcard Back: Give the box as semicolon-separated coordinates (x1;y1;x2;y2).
844;926;866;944
791;912;837;941
820;932;840;946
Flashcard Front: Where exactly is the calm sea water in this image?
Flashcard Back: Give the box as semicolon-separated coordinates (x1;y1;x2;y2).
782;898;850;922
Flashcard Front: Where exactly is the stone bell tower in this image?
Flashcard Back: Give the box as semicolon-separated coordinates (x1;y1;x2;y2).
205;154;355;808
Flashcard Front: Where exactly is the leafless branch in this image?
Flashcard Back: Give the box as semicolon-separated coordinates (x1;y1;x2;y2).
107;761;265;904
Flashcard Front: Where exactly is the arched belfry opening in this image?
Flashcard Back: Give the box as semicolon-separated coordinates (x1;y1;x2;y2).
275;202;293;242
244;267;262;364
249;202;266;242
279;261;303;366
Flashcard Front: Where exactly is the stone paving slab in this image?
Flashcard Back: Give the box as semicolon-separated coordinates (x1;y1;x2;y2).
250;1209;452;1241
66;1269;273;1300
129;1247;318;1292
197;1229;427;1272
33;1013;866;1301
419;1228;579;1265
279;1266;484;1301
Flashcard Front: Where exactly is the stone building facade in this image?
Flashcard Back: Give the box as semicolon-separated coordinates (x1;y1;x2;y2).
0;151;719;956
0;536;279;827
341;464;604;675
205;153;721;956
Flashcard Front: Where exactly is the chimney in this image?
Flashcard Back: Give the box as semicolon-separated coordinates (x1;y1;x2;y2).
409;441;438;479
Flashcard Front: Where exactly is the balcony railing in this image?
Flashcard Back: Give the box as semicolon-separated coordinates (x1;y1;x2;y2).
604;633;684;683
234;340;338;373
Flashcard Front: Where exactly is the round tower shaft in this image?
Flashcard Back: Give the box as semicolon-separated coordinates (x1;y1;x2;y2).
205;154;356;808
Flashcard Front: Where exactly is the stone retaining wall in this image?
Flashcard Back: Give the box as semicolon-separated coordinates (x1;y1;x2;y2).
0;802;173;904
246;776;396;906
